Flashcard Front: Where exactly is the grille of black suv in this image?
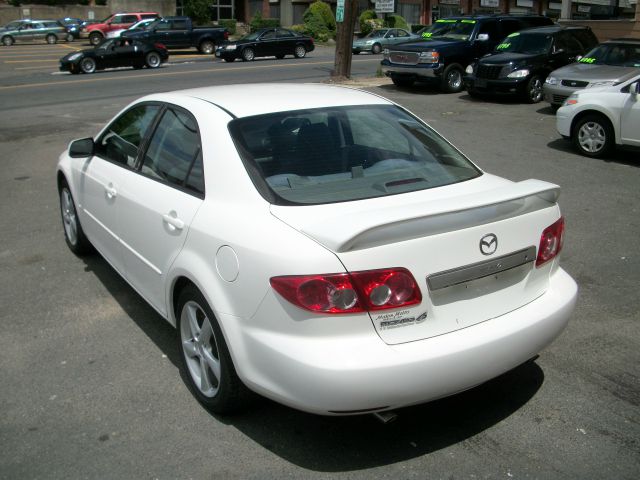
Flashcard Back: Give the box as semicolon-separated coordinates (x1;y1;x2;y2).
561;79;589;88
477;65;504;79
389;51;420;65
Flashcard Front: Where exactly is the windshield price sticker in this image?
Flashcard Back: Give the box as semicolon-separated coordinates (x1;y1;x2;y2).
579;57;596;63
461;20;476;24
422;32;433;38
436;19;458;23
508;32;520;38
497;43;511;50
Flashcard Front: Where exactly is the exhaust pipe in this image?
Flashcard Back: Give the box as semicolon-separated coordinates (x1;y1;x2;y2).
373;410;398;424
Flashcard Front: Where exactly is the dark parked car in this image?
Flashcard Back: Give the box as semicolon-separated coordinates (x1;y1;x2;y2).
381;15;553;92
215;27;314;62
59;38;168;74
464;26;598;103
122;16;228;54
58;17;84;40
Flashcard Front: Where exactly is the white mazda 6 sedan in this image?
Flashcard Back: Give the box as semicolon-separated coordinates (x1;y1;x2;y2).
57;83;577;416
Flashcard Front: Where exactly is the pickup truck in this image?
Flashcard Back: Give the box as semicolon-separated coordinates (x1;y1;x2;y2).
122;16;229;54
84;12;160;46
381;14;553;93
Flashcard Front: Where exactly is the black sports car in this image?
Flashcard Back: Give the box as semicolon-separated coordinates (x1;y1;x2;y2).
59;38;169;74
215;27;314;62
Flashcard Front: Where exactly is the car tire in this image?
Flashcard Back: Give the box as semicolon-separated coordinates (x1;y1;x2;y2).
66;33;74;42
176;284;252;414
441;64;464;93
199;40;215;54
572;113;614;158
2;35;14;46
145;51;161;68
371;43;382;54
392;76;414;88
80;57;96;74
89;32;103;46
294;44;306;58
59;181;92;255
525;75;544;103
242;47;255;62
46;34;57;45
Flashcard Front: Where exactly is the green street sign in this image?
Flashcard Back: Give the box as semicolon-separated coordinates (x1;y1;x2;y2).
336;6;344;23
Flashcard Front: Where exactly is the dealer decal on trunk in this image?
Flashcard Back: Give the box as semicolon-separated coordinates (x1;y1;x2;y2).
376;311;428;329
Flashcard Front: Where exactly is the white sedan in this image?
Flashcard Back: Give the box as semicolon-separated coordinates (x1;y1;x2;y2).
57;84;577;416
556;71;640;158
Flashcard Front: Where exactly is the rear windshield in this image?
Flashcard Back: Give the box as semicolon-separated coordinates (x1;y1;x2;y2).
579;43;640;67
496;32;552;55
229;105;481;205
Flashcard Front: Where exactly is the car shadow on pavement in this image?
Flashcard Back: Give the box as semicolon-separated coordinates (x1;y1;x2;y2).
547;138;640;167
80;255;181;366
217;359;544;472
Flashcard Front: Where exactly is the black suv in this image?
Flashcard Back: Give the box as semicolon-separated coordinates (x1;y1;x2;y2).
464;25;598;103
381;14;553;92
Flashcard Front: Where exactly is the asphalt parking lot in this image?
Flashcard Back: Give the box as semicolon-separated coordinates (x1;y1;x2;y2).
0;50;639;479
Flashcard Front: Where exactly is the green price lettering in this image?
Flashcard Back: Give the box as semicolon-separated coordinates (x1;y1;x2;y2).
461;20;476;24
507;32;520;38
497;43;510;50
579;57;596;64
422;32;432;38
436;19;458;23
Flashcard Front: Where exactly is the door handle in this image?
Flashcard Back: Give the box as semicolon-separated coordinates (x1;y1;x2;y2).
105;184;117;199
162;212;184;230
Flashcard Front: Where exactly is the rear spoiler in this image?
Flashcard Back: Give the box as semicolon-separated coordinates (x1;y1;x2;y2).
295;179;560;252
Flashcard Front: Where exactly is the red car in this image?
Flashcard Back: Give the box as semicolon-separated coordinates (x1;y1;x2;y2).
84;12;159;46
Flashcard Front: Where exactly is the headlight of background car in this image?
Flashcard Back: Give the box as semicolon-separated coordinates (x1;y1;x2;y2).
225;44;237;50
587;81;616;88
507;69;530;79
382;48;390;60
545;76;558;85
465;63;475;74
68;52;83;61
418;51;439;64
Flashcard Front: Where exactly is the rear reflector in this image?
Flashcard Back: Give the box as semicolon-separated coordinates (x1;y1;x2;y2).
536;217;564;267
270;268;421;314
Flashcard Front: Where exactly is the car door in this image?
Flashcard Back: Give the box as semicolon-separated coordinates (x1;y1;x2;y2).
257;29;277;57
393;28;411;46
16;23;36;43
620;81;640;146
94;40;119;69
164;18;190;48
111;38;137;67
76;103;161;276
276;28;296;55
117;106;204;316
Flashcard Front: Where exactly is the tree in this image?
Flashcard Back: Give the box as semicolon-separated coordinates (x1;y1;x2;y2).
184;0;211;25
332;0;358;79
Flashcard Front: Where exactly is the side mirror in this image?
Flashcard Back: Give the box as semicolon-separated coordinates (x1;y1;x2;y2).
69;137;95;158
476;33;489;42
632;81;640;95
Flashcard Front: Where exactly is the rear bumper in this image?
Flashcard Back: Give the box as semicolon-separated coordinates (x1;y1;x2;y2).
229;267;577;415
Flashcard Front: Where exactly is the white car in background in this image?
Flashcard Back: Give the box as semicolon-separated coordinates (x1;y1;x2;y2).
106;18;156;39
557;71;640;158
56;84;577;416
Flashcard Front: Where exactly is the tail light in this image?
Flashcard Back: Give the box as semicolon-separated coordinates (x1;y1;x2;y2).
536;217;564;267
270;268;421;314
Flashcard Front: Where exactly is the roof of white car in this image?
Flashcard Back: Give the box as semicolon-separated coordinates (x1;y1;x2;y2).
147;83;392;118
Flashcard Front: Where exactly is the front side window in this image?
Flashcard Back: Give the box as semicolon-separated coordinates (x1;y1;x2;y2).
141;108;203;195
96;104;160;167
229;105;481;205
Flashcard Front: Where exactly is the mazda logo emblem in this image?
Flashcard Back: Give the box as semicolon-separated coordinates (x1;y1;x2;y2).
480;234;498;256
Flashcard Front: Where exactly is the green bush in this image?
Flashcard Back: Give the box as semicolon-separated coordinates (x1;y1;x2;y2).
303;1;335;32
249;10;280;31
359;9;380;36
302;1;336;41
8;0;20;5
184;0;212;25
384;14;409;31
218;19;236;35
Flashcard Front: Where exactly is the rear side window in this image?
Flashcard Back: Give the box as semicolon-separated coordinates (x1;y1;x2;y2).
229;105;481;205
141;107;204;195
96;104;160;168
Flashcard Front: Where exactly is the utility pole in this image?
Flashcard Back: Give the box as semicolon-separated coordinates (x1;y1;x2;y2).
332;0;358;80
